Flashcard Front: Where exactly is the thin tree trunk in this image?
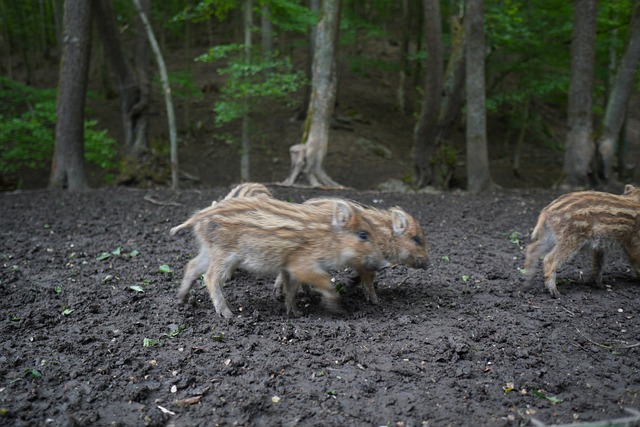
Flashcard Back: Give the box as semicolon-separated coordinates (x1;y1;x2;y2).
412;0;443;188
132;0;178;190
50;0;92;190
282;0;342;188
261;3;272;58
93;0;149;157
465;0;493;193
597;3;640;182
296;0;320;121
240;0;253;182
563;0;598;189
396;0;409;114
0;1;13;78
432;12;466;189
132;0;151;154
513;96;530;177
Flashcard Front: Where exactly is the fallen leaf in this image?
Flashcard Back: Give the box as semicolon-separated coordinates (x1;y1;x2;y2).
157;405;175;415
175;396;202;407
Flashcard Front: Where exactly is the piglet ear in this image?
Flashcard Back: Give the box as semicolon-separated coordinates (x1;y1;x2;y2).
332;200;352;229
624;184;635;194
391;208;409;235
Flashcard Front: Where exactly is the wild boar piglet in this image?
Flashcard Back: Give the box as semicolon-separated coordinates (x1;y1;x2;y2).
211;182;273;206
524;184;640;297
275;197;429;304
171;196;389;318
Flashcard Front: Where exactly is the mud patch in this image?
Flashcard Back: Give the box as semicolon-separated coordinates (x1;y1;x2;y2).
1;186;640;426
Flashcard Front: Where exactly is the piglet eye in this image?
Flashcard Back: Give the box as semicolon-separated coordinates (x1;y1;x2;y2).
357;230;370;241
412;236;423;246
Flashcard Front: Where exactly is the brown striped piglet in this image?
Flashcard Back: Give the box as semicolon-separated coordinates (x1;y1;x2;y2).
211;182;273;206
524;184;640;297
171;197;390;318
275;198;429;305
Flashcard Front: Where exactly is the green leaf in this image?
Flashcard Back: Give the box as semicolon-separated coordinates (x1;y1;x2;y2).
530;390;546;398
129;285;145;293
111;247;122;256
61;307;73;316
128;250;140;258
168;324;183;338
25;368;42;379
212;332;225;342
462;275;470;282
546;395;563;404
441;255;450;262
96;252;111;261
54;286;62;294
158;264;174;274
143;338;161;347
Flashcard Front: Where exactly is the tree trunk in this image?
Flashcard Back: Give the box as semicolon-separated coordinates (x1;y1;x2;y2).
396;0;410;114
49;0;92;190
412;0;444;188
282;0;342;188
465;0;493;193
295;0;320;121
261;3;272;59
132;0;178;190
132;0;151;154
563;0;598;189
240;0;253;182
597;3;640;182
93;0;149;158
432;12;466;189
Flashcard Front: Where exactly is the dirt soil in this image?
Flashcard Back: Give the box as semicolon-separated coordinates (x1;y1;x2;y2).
2;184;640;426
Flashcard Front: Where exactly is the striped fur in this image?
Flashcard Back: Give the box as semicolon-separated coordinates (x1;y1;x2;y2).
275;197;429;304
171;196;389;318
524;184;640;297
211;182;273;206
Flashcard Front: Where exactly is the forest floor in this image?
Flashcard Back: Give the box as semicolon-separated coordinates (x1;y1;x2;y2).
3;184;640;426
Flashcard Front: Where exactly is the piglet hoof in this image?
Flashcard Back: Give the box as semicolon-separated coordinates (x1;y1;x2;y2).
176;291;189;305
287;308;302;317
322;298;345;315
219;307;234;319
286;305;303;317
549;288;562;298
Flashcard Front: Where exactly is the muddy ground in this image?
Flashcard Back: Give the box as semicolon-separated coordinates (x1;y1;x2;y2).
2;184;640;427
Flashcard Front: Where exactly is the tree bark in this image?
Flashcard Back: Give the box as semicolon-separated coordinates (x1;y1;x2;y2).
396;0;409;114
432;12;466;189
563;0;598;189
49;0;92;190
295;0;320;121
93;0;150;158
241;0;253;182
465;0;493;193
132;0;178;190
282;0;342;188
261;3;272;59
412;0;444;188
597;3;640;182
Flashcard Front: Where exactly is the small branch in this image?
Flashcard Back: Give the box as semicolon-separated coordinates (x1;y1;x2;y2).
575;327;640;350
143;194;182;207
529;407;640;427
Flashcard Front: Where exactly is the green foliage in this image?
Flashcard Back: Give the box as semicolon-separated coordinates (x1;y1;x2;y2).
197;47;306;126
0;77;118;179
157;71;204;101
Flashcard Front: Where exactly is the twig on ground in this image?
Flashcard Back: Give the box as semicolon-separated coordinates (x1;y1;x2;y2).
144;194;182;206
574;327;640;350
530;407;640;427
